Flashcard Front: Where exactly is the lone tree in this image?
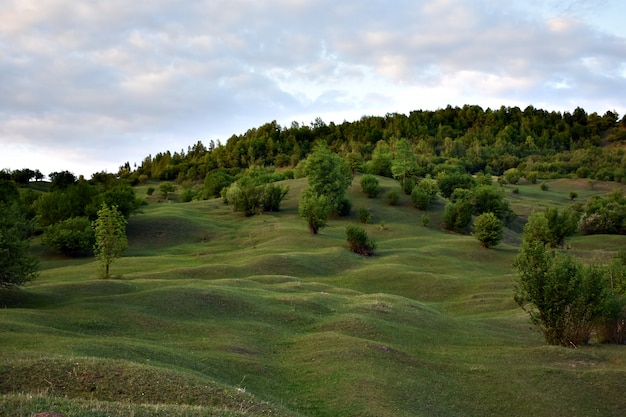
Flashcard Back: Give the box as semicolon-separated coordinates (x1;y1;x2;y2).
472;212;503;248
304;143;352;212
345;225;376;256
93;204;127;279
299;190;332;234
0;199;39;288
159;182;176;201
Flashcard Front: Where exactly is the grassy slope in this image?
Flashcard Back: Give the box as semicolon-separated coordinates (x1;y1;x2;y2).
1;176;626;416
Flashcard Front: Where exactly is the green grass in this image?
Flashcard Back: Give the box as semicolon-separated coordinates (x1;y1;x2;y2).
2;176;626;416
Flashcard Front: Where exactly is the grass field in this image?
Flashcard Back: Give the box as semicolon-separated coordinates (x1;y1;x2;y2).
1;176;626;416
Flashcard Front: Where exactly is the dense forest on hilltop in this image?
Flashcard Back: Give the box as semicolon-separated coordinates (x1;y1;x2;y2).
121;105;626;184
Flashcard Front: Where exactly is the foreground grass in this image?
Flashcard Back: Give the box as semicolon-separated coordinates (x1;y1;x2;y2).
1;177;626;416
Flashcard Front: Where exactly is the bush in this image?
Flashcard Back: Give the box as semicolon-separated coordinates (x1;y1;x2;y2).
411;188;431;210
472;212;503;248
146;187;155;196
421;214;430;227
442;201;473;233
358;208;371;224
180;189;196;203
42;216;94;256
503;168;522;184
540;182;549;191
345;225;376;256
386;189;400;205
525;171;538;184
360;174;381;198
336;197;352;217
261;184;289;212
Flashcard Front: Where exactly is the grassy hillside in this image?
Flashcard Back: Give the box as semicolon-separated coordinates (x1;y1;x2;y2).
1;176;626;416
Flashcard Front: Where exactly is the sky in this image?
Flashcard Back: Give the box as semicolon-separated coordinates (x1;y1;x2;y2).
1;0;625;178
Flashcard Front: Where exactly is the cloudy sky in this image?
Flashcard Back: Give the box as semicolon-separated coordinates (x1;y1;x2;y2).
1;0;625;178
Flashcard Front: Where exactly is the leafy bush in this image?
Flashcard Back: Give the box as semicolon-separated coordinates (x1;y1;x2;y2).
421;214;430;227
386;189;400;205
442;201;473;233
180;189;196;203
503;168;522;184
514;241;614;347
358;208;371;224
578;190;626;235
345;225;376;256
360;174;381;198
472;212;503;248
146;187;155;196
411;188;431;210
437;172;476;199
203;169;235;199
42;216;95;256
336;197;352;217
261;184;289;212
540;182;549;191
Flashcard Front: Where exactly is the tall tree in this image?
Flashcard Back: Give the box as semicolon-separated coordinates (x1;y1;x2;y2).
0;201;39;288
391;138;418;188
93;204;127;279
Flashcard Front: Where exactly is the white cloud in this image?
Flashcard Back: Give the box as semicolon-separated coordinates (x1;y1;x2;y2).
0;0;625;176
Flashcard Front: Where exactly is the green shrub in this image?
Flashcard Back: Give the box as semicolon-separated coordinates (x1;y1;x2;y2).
386;189;400;205
261;184;289;212
410;188;431;210
299;190;331;234
421;214;430;227
180;189;196;203
360;174;381;198
358;208;371;224
345;225;376;256
472;212;503;248
442;201;473;233
42;216;95;256
337;197;352;217
540;182;549;191
146;187;155;196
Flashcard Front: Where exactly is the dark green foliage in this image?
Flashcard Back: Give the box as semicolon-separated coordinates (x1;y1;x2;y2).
49;170;77;191
525;171;538;184
437;172;476;199
472;185;514;222
472;212;503;248
146;187;155;196
0;180;20;204
540;182;549;191
98;184;146;218
180;188;196;202
299;190;331;234
514;242;610;346
421;214;430;227
34;180;99;227
336;197;352;217
203;169;235;199
411;188;432;210
442;201;473;233
401;177;417;195
42;216;95;256
261;184;289;212
544;207;579;247
0;202;39;288
569;191;578;200
386;189;400;205
366;141;393;177
345;225;376;256
358;208;371;224
360;174;381;198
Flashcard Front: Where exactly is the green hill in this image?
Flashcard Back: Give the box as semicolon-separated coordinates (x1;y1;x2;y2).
1;176;626;416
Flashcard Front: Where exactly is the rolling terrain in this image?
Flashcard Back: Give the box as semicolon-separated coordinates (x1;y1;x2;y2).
1;176;626;416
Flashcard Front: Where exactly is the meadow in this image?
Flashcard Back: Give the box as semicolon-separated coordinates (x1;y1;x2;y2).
1;176;626;416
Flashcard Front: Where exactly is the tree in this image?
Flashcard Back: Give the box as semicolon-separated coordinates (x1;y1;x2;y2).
360;174;381;198
472;212;503;248
93;204;127;279
442;200;473;233
391;138;418;188
159;182;176;200
514;241;608;346
49;170;77;191
304;143;352;211
42;216;95;256
345;225;376;256
299;190;332;234
437;172;476;199
503;168;522;185
0;201;39;288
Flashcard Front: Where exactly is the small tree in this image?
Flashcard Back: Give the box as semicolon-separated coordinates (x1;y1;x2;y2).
386;189;400;206
345;225;376;256
93;204;127;279
472;212;503;248
299;190;332;234
360;174;381;198
159;182;176;200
